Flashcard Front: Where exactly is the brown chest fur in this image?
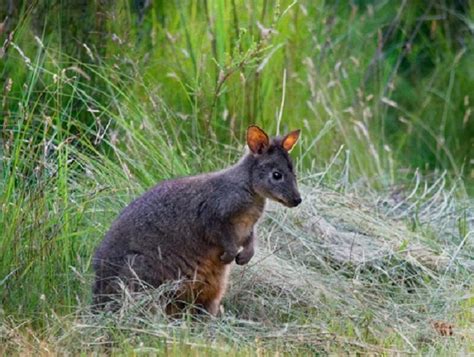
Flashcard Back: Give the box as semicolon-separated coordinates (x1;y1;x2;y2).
231;202;264;246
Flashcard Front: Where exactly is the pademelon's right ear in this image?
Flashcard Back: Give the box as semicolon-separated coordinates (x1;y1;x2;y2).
247;125;270;154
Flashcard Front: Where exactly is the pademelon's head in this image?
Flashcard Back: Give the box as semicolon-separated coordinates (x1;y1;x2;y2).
246;125;302;207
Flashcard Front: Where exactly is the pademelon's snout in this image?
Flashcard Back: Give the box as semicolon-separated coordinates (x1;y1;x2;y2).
285;194;301;207
292;196;302;207
280;191;302;207
275;194;301;208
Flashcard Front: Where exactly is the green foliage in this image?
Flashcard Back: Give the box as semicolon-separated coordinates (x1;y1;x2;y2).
2;1;473;178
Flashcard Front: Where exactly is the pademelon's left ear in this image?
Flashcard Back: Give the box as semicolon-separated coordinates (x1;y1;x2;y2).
282;129;301;152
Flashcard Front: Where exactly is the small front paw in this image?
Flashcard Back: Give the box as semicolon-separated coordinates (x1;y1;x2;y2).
235;249;254;265
220;251;236;264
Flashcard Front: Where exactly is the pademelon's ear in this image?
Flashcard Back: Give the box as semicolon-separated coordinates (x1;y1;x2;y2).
282;129;300;152
247;125;270;154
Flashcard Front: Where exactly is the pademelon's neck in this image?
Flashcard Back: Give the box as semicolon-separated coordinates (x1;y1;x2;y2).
235;154;266;206
218;153;264;202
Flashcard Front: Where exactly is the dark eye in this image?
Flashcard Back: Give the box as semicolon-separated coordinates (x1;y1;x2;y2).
272;171;282;180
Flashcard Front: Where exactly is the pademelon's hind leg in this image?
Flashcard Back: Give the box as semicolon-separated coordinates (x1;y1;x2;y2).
93;253;166;310
195;264;231;316
92;256;127;310
200;298;221;316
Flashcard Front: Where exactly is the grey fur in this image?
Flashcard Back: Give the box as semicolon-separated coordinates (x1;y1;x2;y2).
92;127;301;315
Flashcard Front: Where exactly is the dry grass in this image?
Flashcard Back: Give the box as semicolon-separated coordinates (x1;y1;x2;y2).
1;177;472;355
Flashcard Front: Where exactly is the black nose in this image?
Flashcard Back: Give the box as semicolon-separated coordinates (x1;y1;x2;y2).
293;197;302;206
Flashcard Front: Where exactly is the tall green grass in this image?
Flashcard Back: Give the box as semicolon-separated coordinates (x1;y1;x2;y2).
3;1;473;176
0;0;473;354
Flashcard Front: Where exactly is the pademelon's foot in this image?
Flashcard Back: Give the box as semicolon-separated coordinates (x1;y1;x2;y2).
204;299;221;317
235;246;254;265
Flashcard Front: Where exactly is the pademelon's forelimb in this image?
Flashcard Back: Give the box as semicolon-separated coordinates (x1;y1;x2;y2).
235;231;255;265
205;217;241;264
